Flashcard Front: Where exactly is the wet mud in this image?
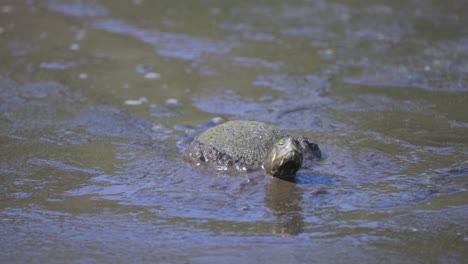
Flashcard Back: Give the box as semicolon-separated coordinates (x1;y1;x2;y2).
1;0;467;263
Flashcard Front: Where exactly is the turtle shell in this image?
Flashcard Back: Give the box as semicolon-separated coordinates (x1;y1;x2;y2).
184;120;288;167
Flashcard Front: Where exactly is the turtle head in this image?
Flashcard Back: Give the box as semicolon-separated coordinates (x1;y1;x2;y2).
264;137;303;178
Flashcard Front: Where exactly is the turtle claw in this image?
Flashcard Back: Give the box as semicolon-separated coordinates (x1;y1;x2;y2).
296;136;322;160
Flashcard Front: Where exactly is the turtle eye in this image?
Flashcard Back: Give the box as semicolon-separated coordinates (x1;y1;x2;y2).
277;140;284;145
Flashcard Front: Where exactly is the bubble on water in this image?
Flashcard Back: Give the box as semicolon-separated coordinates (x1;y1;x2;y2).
79;73;88;79
124;100;141;106
216;165;228;171
165;98;180;107
151;123;165;132
124;97;148;106
69;43;80;51
319;48;335;60
211;117;224;125
144;72;160;80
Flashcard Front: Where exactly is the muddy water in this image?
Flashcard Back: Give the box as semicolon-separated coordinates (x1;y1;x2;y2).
1;0;467;263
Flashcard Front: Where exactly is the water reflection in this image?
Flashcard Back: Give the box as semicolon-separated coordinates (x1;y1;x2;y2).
263;172;336;237
264;177;304;236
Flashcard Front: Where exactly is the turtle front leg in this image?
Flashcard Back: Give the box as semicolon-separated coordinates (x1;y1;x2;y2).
296;136;321;160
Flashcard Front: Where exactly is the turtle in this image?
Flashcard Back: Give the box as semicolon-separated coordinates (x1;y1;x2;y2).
183;120;321;178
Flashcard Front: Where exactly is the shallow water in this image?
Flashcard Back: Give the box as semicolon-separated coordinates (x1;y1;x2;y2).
1;0;467;263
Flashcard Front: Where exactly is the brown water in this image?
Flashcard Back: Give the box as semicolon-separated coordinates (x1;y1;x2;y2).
1;0;468;263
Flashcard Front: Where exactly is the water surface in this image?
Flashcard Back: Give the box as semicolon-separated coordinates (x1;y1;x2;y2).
1;0;467;263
